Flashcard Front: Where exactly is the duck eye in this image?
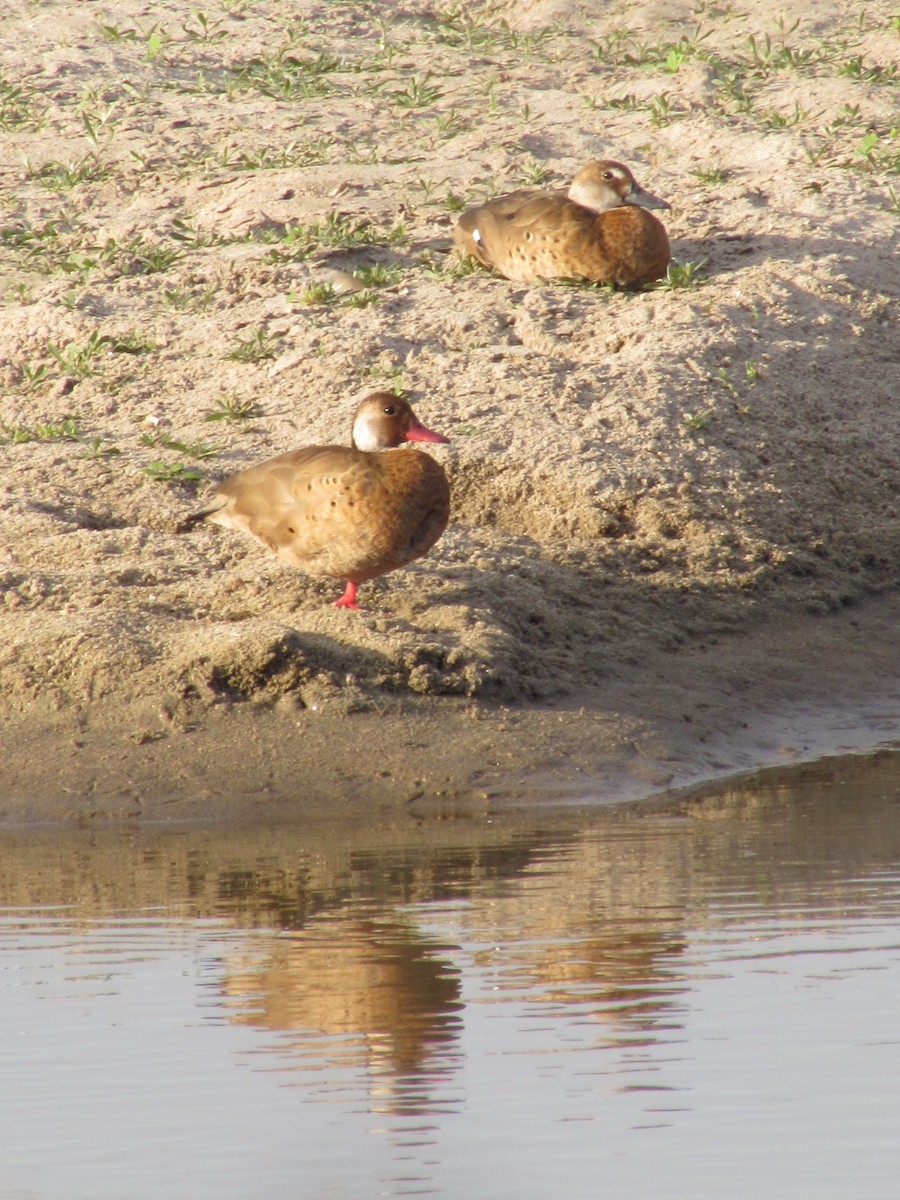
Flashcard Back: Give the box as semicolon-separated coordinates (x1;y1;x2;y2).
602;171;614;180
383;405;397;416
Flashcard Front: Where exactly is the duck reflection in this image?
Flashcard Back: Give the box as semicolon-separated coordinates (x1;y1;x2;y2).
505;926;688;1036
7;749;896;1115
222;911;462;1108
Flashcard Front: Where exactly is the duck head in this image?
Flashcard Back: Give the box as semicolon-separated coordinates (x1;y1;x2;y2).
351;392;450;452
568;160;671;214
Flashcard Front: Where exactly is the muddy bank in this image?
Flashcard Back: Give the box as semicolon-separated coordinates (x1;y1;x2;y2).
2;590;899;824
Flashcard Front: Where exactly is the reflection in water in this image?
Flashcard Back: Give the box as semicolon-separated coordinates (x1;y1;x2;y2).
223;912;463;1110
0;748;899;1198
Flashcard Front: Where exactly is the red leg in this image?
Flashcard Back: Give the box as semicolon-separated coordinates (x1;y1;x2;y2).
335;581;362;610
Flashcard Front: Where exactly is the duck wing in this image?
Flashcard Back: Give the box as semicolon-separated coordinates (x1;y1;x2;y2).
454;192;669;285
204;446;449;584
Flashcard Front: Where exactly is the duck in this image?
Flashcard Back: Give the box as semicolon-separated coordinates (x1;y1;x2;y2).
452;159;671;286
186;393;450;610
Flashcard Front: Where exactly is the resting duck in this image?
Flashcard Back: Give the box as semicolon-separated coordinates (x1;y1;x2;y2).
187;393;450;610
452;159;671;286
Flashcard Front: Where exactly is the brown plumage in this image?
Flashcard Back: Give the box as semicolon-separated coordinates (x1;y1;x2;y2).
187;393;450;610
452;159;671;286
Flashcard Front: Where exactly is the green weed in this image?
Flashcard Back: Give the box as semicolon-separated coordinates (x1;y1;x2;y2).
20;363;50;391
141;432;221;458
182;10;226;42
434;109;470;139
681;407;714;431
692;165;730;184
99;235;183;275
170;215;223;248
228;51;340;100
838;55;897;85
109;331;157;355
143;461;204;483
226;328;280;363
266;213;407;260
94;19;137;41
652;259;708;290
81;437;121;460
205;393;264;422
227;139;332;171
47;333;110;378
0;415;80;444
517;158;553;186
300;281;339;305
393;74;443;109
0;71;44;130
159;283;217;311
26;155;110;190
356;263;403;288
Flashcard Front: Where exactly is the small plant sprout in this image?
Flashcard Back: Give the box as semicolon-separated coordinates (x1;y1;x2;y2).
518;157;553;186
270;212;401;259
355;263;402;288
159;283;217;312
226;328;280;362
745;360;763;383
205;393;264;422
434;109;469;139
692;165;729;184
141;24;169;61
46;332;110;378
21;362;50;391
79;96;121;147
97;235;182;275
0;71;45;130
340;290;380;310
148;434;221;459
607;94;641;111
143;461;205;483
413;176;444;205
82;437;121;460
109;331;156;355
653;259;708;290
648;92;681;126
300;281;339;305
94;19;137;41
28;154;110;190
170;215;222;248
182;10;226;41
682;407;714;431
0;416;80;444
392;74;443;109
7;281;33;303
717;367;737;395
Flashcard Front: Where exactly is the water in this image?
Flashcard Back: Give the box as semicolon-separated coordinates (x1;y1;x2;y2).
2;748;900;1199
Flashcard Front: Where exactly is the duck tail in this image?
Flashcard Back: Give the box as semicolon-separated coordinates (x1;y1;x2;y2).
176;496;227;534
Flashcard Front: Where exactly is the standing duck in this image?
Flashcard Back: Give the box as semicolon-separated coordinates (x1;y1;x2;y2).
452;159;671;286
186;393;450;610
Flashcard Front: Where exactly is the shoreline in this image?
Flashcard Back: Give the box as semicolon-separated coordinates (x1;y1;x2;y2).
4;592;899;827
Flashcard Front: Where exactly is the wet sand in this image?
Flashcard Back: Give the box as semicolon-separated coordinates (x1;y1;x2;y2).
3;590;899;825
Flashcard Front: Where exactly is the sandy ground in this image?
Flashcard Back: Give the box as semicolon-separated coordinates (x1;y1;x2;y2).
0;0;898;822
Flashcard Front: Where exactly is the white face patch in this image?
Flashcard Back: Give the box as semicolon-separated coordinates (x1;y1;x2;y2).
473;227;483;245
353;420;383;453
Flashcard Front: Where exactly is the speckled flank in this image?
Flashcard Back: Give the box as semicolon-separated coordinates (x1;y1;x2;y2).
196;395;450;605
452;159;671;286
